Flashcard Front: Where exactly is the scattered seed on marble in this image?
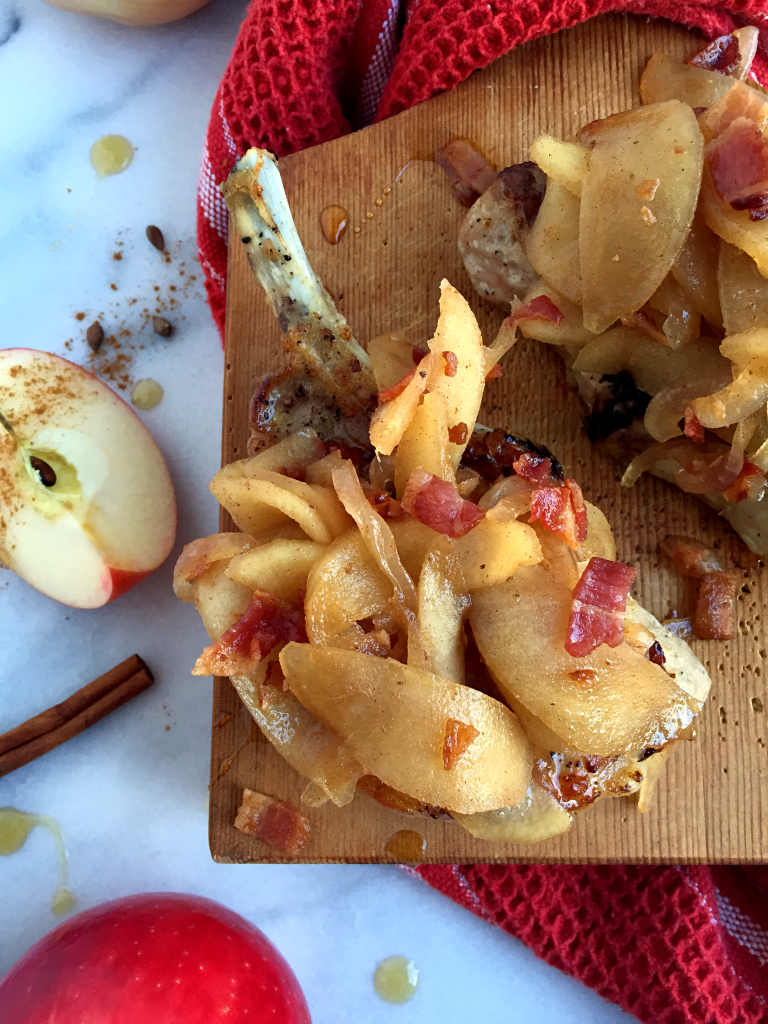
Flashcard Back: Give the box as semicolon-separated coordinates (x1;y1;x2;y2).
145;225;165;251
86;321;104;352
131;379;164;410
152;316;173;338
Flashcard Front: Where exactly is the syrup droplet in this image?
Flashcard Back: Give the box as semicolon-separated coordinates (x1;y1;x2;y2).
90;135;134;177
384;829;427;863
319;205;348;245
365;211;374;220
353;226;361;234
383;186;392;195
131;379;164;410
0;808;76;916
374;956;419;1004
375;198;383;207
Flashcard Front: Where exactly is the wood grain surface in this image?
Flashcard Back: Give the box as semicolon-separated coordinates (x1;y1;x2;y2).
209;14;768;864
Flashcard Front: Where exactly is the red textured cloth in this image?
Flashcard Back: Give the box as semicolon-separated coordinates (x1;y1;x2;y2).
197;3;768;1022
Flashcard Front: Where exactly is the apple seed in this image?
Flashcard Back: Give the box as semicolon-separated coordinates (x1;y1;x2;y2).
145;225;165;251
86;321;104;352
152;316;173;338
30;456;57;487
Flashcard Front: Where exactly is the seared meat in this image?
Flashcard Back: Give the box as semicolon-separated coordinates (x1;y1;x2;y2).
458;162;546;305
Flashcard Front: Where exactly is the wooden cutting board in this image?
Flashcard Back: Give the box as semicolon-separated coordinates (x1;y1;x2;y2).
210;13;768;864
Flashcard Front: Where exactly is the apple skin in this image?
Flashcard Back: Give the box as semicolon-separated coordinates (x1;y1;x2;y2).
0;349;177;608
40;0;212;26
0;892;312;1024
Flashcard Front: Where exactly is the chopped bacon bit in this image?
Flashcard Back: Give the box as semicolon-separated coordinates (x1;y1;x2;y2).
565;557;637;658
411;345;428;364
234;789;311;856
505;295;564;334
485;362;503;382
660;535;723;577
442;350;458;377
693;571;741;640
684;408;705;442
567;668;598;687
707;119;768;210
325;438;369;472
620;309;668;344
437;139;497;204
442;718;480;770
528;477;587;550
463;429;564;485
401;468;484;538
378;367;417;404
448;421;469;445
512;451;553;484
647;641;666;668
722;460;766;502
192;591;307;677
689;33;741;75
367;489;403;519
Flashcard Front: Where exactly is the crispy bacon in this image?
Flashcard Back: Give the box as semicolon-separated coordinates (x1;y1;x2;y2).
660;535;723;577
401;468;484;538
367;489;404;519
448;421;469;445
378;367;417;404
192;591;307;677
462;428;564;484
234;789;311;855
437;139;497;205
693;571;741;640
565;557;637;657
722;460;766;502
689;33;741;75
684;408;705;442
512;451;553;484
443;719;480;770
442;350;458;377
707;118;768;211
485;362;503;382
506;294;564;331
529;477;588;550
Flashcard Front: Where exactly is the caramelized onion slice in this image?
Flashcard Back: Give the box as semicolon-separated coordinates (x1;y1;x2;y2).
689;358;768;428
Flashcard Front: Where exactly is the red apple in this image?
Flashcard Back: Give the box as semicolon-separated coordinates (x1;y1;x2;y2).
0;349;176;607
0;892;312;1023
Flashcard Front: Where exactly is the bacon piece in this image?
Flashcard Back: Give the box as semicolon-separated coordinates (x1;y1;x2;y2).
689;33;741;75
401;468;484;538
707;119;768;211
512;451;553;484
367;489;403;519
693;571;741;640
377;367;417;404
442;350;458;377
234;789;311;855
462;428;564;485
442;718;480;769
437;139;497;205
660;535;722;577
620;309;668;345
411;345;428;364
721;460;766;502
684;408;705;442
529;477;587;550
565;557;637;657
485;362;503;382
192;591;307;677
448;421;468;445
506;294;564;331
647;641;667;668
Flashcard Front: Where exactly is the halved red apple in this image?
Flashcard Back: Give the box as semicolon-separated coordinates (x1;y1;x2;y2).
0;349;176;608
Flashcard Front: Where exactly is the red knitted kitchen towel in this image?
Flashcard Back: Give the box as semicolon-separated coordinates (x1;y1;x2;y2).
198;4;768;1023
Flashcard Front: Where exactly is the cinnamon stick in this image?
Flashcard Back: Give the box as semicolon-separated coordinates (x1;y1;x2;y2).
0;655;153;777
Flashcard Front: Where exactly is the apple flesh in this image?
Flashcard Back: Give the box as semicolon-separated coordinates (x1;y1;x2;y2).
0;892;312;1024
0;349;176;608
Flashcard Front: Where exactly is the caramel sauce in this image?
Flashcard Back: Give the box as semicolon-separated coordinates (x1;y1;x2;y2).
319;205;348;245
374;956;419;1004
384;829;427;863
90;135;134;177
0;808;76;916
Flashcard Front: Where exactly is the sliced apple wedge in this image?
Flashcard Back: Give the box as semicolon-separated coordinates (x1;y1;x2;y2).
0;349;176;608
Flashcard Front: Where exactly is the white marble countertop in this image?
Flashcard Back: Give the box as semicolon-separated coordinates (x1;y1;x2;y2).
0;2;639;1020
